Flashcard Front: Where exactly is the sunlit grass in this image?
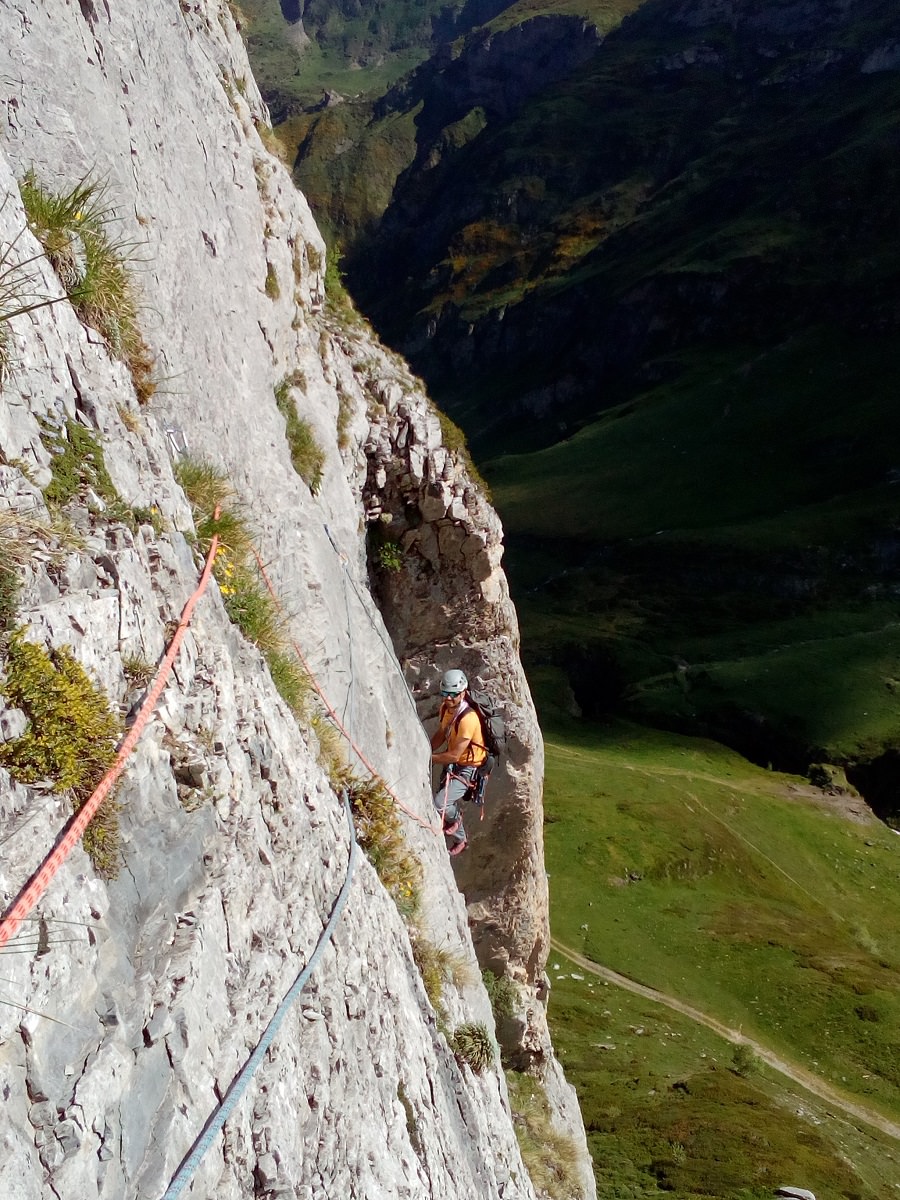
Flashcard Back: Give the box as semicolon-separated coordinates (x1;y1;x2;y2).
19;171;155;402
542;716;900;1119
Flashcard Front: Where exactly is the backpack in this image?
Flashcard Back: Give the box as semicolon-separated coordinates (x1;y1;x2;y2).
463;688;505;777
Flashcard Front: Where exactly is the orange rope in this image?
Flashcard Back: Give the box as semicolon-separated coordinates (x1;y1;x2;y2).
0;518;221;951
250;547;445;836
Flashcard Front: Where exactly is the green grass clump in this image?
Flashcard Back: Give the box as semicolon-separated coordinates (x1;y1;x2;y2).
411;933;452;1018
264;262;280;299
324;244;366;326
175;458;254;558
218;558;284;655
42;417;117;509
274;375;325;493
41;419;164;534
348;774;422;918
482;968;520;1021
122;653;155;688
265;649;312;716
451;1021;495;1073
0;629;123;877
505;1071;584;1200
20;171;155;403
434;406;492;500
176;454;314;695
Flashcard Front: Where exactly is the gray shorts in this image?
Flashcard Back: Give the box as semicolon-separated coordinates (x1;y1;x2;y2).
433;764;479;846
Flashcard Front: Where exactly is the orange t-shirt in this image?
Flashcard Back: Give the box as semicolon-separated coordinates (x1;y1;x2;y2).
438;701;487;767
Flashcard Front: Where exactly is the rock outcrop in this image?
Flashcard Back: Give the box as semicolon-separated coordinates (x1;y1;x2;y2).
0;2;594;1199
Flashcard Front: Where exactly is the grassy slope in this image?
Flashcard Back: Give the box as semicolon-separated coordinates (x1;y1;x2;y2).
238;0;431;106
486;322;900;770
540;697;900;1197
551;964;900;1199
275;0;642;252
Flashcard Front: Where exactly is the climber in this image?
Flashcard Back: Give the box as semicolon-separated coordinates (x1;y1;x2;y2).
430;668;487;857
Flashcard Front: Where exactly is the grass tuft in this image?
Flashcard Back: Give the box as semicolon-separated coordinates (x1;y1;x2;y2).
274;374;325;493
348;774;422;918
451;1021;495;1073
20;171;155;402
122;653;155;688
42;417;117;508
482;968;519;1022
266;649;312;716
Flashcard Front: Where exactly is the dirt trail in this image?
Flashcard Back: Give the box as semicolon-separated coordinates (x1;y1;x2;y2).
549;937;900;1143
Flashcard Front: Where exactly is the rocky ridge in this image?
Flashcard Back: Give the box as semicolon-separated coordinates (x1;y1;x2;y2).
0;1;594;1198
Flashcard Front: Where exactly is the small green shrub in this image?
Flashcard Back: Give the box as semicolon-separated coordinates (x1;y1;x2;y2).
274;376;325;493
376;540;403;571
482;969;519;1021
20;171;155;403
42;417;117;508
0;630;123;877
264;262;280;300
730;1042;758;1077
451;1021;495;1074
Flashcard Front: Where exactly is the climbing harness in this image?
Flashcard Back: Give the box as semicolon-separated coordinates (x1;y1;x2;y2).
441;765;489;823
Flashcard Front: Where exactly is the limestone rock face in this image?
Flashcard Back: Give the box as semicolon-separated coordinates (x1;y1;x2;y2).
0;2;594;1199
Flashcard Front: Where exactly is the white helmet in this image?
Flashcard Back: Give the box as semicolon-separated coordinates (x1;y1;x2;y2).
440;668;468;696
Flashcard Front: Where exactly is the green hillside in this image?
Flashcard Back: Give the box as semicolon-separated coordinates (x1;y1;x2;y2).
541;704;900;1198
352;0;900;444
484;325;900;786
270;0;642;248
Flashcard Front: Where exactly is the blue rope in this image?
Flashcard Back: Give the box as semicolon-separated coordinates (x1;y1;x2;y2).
160;792;359;1200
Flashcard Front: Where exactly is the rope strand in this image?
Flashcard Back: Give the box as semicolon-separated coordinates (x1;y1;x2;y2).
0;517;221;951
